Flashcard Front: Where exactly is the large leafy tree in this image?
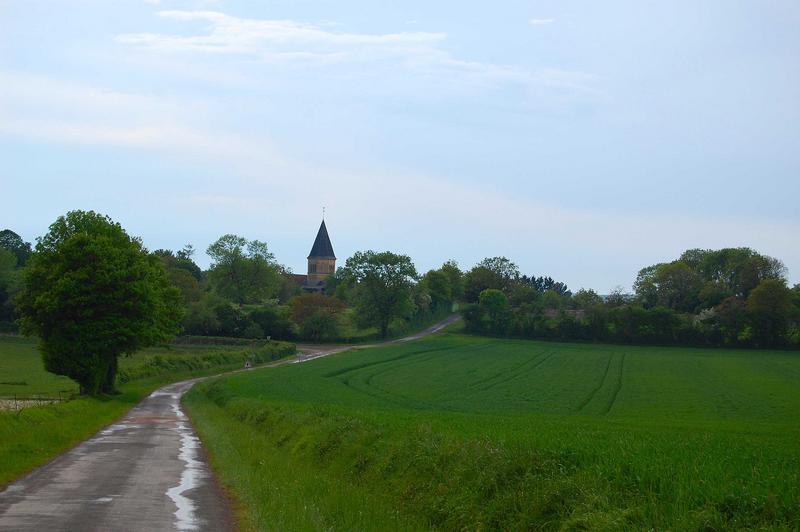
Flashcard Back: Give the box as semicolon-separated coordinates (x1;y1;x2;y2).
420;269;452;308
16;211;182;395
464;257;520;302
440;260;464;301
206;234;282;304
340;250;418;338
680;247;785;298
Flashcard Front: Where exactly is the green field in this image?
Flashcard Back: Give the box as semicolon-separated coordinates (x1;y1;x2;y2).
0;335;295;486
185;332;800;530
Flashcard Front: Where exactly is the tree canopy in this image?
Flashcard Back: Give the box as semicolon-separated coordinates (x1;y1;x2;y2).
0;229;32;266
16;211;182;395
339;250;418;338
206;234;282;304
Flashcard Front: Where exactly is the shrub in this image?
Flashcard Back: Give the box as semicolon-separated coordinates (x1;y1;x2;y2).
300;311;340;342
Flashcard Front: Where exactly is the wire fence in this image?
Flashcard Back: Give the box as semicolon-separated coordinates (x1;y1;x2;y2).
0;391;69;412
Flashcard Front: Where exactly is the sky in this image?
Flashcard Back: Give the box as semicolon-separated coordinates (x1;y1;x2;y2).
2;0;799;292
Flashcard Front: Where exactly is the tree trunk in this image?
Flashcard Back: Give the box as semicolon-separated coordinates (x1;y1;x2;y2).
101;355;119;394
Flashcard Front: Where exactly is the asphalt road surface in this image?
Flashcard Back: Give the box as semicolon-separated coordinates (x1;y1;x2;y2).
0;315;459;531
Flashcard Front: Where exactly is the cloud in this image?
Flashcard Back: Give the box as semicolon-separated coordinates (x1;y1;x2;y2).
117;11;446;57
529;18;555;26
115;10;596;95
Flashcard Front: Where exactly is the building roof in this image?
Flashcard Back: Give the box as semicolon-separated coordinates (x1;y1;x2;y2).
286;273;308;286
308;220;335;259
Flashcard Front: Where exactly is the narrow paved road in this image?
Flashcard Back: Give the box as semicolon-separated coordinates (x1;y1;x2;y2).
0;315;459;531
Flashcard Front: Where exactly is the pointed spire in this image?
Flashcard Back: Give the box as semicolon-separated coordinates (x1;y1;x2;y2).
308;219;335;259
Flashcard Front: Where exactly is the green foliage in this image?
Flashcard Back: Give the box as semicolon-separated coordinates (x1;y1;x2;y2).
248;304;295;339
167;267;202;304
15;211;183;395
464;257;520;302
420;269;451;307
206;234;282;304
635;261;702;312
0;229;32;266
115;342;295;383
440;259;464;301
572;288;602;309
747;278;793;347
462;248;796;349
154;247;203;283
339;250;418;338
186;334;800;530
479;288;511;333
300;311;341;342
0;249;19;328
182;294;224;336
289;293;346;326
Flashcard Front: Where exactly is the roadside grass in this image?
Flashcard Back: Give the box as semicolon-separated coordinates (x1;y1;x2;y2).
185;333;800;530
0;335;295;487
186;392;427;531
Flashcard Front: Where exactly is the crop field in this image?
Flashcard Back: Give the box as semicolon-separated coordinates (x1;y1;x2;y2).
186;333;800;530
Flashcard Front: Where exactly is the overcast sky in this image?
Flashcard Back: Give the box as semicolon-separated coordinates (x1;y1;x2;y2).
2;0;799;292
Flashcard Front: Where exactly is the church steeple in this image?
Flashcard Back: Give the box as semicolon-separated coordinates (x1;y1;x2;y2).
306;219;336;289
308;219;335;259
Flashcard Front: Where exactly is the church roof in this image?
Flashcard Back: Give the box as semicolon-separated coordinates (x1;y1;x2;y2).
308;220;335;259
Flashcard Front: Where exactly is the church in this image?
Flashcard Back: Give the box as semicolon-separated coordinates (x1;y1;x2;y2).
294;219;336;293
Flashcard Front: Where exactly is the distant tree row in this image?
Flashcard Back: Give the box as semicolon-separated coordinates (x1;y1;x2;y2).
460;250;800;349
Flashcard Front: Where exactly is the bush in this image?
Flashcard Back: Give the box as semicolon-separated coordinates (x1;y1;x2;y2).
249;304;294;340
300;311;340;342
242;322;265;339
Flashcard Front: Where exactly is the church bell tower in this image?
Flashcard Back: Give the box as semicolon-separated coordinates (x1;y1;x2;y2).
306;219;336;288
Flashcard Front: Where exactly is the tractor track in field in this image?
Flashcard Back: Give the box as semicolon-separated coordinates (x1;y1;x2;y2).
474;352;554;392
576;352;615;413
363;342;496;388
323;344;455;379
602;352;626;415
465;349;548;391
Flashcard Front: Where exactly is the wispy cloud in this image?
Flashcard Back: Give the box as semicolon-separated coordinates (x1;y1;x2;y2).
117;11;445;60
116;10;595;95
529;18;555;26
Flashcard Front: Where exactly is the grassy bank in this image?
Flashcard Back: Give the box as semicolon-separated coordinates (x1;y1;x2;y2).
0;335;295;486
185;333;800;530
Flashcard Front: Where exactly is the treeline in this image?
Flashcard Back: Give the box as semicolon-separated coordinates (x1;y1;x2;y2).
1;224;463;343
160;239;461;342
5;218;798;349
461;250;800;349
